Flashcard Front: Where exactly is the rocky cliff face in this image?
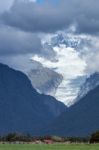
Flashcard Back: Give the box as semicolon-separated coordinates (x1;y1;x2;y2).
28;66;63;95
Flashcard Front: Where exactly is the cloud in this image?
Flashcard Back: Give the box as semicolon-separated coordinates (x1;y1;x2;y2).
0;25;56;65
0;54;41;73
32;44;86;105
81;36;99;74
1;0;99;34
0;0;14;13
1;0;69;33
0;25;44;56
0;0;99;106
31;32;99;105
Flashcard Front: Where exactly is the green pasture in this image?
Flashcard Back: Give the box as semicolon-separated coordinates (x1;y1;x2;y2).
0;144;99;150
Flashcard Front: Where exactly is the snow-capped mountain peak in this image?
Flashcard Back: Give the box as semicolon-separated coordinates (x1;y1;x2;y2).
76;72;99;101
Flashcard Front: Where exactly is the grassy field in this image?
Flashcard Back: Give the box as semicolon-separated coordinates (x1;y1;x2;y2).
0;144;99;150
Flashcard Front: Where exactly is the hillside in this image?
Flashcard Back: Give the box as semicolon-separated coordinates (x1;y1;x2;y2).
41;84;99;137
0;63;66;135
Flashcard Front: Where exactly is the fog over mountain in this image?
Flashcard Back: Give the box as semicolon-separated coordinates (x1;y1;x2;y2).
0;0;99;106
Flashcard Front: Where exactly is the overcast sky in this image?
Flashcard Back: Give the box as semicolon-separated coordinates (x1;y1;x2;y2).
0;0;99;73
0;0;14;12
0;0;99;74
0;0;99;34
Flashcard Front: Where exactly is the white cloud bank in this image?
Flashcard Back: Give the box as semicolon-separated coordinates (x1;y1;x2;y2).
32;44;86;106
31;32;99;106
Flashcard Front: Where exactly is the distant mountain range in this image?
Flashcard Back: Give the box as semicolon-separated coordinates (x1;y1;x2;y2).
0;63;66;135
1;62;99;137
48;33;79;48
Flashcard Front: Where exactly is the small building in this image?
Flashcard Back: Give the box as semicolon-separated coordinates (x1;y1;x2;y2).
44;140;53;144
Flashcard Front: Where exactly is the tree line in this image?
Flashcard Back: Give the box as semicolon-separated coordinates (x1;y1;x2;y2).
0;131;99;143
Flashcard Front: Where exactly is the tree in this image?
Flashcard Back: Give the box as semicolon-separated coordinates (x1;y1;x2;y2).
90;131;99;143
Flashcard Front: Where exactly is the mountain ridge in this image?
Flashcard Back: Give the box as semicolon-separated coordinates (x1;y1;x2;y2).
40;83;99;137
0;63;66;135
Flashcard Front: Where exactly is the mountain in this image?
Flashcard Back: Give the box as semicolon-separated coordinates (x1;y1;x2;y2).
28;66;63;95
76;72;99;101
45;32;90;51
45;33;80;48
0;63;66;135
38;32;87;106
40;84;99;137
3;58;63;97
4;32;86;106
